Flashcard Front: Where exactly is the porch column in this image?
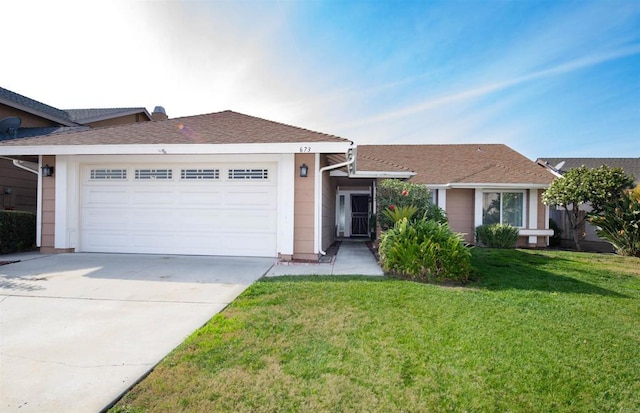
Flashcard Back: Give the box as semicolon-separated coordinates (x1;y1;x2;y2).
528;189;538;245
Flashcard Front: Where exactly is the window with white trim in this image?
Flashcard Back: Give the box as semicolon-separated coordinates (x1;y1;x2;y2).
181;169;219;180
90;169;127;180
135;169;173;180
482;191;524;227
228;168;268;180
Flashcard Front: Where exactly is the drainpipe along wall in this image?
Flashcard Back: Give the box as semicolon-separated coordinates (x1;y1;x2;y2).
315;151;356;256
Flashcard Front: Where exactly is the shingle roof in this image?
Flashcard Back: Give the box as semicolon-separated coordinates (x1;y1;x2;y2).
359;144;555;185
0;86;77;126
7;126;90;140
538;157;640;184
0;110;351;146
65;108;151;124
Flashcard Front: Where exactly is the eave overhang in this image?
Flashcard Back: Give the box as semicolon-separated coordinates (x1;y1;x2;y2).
0;141;353;156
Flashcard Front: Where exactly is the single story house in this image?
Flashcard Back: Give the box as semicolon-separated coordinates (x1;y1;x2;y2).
0;110;555;258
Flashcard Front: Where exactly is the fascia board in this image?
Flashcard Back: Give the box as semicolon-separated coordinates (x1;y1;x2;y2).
349;171;415;179
0;141;353;156
0;97;78;127
447;183;550;189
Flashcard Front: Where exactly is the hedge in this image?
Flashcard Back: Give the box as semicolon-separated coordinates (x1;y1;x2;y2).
0;210;36;254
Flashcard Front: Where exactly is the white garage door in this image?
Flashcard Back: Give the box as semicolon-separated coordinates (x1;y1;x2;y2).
80;163;278;256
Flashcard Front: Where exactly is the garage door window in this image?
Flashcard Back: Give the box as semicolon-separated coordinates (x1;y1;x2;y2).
90;169;127;180
135;169;173;180
181;169;220;180
228;168;268;180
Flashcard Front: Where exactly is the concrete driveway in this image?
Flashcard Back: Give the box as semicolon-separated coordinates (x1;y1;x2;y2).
0;253;275;412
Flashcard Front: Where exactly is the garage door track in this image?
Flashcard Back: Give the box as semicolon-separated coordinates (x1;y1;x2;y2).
0;253;275;412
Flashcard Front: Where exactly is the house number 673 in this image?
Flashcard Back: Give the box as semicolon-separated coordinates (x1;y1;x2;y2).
299;146;311;153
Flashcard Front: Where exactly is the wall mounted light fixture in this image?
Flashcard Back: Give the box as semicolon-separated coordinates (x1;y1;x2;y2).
41;165;54;177
3;187;13;195
299;163;309;178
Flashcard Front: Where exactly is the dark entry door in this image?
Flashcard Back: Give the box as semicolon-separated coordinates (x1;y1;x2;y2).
351;195;369;236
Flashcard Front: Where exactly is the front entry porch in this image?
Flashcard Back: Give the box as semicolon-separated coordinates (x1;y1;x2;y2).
335;181;375;239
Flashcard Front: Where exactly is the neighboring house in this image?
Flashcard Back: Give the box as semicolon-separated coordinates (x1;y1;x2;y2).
0;86;164;213
537;157;640;252
0;109;556;257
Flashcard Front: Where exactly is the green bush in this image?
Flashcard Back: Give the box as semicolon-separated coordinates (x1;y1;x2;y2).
379;218;471;283
475;224;520;248
377;179;436;230
382;205;418;225
0;210;36;254
589;186;640;257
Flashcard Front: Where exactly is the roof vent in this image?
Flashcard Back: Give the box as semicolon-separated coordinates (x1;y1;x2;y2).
152;106;168;121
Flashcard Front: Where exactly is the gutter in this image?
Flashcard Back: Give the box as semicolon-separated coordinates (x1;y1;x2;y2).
536;160;564;178
0;156;39;174
316;148;356;256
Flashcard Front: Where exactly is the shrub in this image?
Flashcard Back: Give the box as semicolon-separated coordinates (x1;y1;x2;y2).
379;218;471;283
589;186;640;257
475;224;519;248
377;179;434;230
0;210;36;254
382;205;418;225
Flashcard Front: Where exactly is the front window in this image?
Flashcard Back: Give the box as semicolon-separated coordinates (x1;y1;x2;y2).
482;192;524;227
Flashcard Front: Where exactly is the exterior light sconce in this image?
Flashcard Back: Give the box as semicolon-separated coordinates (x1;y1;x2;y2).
3;187;13;195
41;165;54;177
299;163;309;178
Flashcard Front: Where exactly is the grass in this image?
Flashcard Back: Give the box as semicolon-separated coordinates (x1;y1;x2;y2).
111;249;640;412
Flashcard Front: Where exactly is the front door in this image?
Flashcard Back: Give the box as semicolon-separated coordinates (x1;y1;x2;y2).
351;195;369;236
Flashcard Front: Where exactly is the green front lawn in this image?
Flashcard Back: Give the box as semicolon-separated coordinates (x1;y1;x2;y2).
111;249;640;412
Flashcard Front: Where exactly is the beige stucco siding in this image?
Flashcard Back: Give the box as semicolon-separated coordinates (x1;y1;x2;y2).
446;188;475;244
293;153;316;260
40;155;56;253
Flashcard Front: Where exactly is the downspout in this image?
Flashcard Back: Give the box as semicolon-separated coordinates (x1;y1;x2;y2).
316;150;356;256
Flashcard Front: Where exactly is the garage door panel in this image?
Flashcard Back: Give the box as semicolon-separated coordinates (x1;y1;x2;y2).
84;189;130;204
225;189;276;208
132;191;175;205
82;209;130;228
80;163;278;257
179;191;224;205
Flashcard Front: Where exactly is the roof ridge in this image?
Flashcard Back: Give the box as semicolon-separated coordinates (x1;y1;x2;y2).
223;110;351;143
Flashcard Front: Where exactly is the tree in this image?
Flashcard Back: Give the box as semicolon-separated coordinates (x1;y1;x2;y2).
589;184;640;257
542;165;634;251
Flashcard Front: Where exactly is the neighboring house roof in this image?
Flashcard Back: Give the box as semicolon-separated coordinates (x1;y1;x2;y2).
0;126;91;142
537;157;640;184
359;144;555;186
0;110;351;147
65;108;152;124
0;86;78;126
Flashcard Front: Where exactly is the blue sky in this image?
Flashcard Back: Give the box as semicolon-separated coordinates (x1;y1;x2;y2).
3;0;639;159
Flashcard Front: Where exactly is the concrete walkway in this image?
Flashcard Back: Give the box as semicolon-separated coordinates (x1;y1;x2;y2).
266;239;384;276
